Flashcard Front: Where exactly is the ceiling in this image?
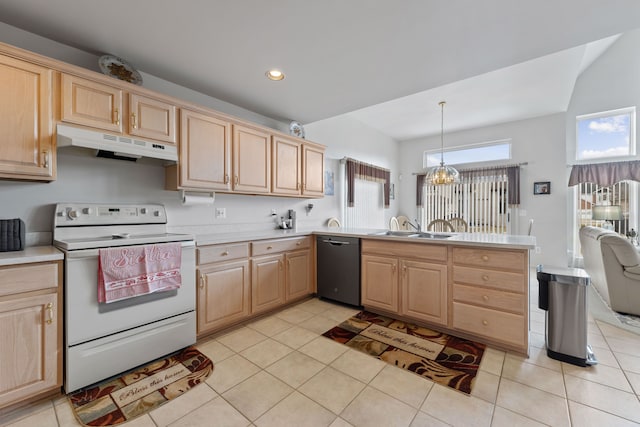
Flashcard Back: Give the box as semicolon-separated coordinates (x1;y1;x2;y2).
1;0;640;141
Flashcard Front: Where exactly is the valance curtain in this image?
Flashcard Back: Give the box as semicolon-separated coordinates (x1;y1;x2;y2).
568;160;640;187
345;158;391;208
416;165;520;206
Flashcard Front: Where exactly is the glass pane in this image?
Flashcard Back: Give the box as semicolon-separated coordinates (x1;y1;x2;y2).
576;112;632;160
424;142;511;168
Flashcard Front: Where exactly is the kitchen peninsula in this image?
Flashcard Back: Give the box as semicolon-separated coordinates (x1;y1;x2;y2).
194;228;535;355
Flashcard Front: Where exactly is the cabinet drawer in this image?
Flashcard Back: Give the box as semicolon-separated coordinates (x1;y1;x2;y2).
453;265;525;293
252;236;310;256
453;284;525;314
0;263;58;297
452;302;526;348
452;247;525;270
197;243;249;264
362;239;446;262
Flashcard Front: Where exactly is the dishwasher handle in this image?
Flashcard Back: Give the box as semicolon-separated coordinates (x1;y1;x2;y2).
322;239;350;246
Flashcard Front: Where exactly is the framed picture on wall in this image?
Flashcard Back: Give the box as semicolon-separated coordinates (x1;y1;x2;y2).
534;181;551;195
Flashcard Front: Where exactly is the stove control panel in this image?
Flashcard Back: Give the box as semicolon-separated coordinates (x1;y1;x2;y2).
54;203;167;226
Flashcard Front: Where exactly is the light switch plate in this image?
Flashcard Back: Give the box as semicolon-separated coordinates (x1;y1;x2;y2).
215;208;226;219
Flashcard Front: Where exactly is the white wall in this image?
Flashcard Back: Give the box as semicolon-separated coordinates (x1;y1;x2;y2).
0;23;398;241
398;113;568;267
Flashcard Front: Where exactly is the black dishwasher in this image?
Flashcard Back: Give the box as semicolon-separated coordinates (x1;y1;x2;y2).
316;235;361;306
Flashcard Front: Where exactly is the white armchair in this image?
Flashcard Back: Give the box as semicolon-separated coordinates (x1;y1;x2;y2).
580;226;640;316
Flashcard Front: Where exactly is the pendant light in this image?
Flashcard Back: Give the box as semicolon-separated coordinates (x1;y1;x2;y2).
425;101;460;185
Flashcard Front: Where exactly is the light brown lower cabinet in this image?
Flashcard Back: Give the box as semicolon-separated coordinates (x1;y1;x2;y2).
361;239;530;354
0;261;62;409
196;236;313;336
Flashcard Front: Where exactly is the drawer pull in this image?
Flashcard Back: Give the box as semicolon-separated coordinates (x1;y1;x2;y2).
481;255;489;262
482;319;488;326
482;274;490;281
45;303;53;325
131;112;138;129
267;246;273;250
221;250;229;256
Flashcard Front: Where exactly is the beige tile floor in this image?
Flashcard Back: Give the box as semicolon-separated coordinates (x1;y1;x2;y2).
3;278;640;427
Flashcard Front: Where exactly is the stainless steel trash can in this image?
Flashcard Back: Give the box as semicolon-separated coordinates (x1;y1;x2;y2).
537;265;597;367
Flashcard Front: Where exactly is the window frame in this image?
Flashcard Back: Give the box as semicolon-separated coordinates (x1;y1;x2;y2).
423;139;512;168
575;106;637;164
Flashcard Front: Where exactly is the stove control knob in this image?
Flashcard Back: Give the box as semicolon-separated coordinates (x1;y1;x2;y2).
153;210;161;217
68;210;80;220
82;208;93;215
140;208;148;214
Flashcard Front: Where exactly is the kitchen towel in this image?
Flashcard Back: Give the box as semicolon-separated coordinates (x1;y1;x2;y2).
0;218;25;252
98;242;182;303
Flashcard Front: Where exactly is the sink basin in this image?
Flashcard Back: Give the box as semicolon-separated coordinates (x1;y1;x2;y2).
412;232;453;239
368;230;419;237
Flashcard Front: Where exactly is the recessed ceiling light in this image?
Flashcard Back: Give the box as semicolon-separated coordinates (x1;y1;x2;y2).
265;69;285;81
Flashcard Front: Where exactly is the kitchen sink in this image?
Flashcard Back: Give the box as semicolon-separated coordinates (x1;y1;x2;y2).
411;232;453;239
368;230;419;237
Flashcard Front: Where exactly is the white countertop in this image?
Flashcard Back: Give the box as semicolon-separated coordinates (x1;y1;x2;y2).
195;227;536;250
0;246;64;266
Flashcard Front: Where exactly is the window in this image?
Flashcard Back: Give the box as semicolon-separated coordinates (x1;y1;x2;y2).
420;167;518;234
576;107;636;161
424;140;511;168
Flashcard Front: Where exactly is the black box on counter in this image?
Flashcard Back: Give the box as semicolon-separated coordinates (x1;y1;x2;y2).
0;218;25;252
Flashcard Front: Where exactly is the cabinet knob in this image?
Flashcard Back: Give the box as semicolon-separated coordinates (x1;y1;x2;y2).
482;295;489;301
482;319;488;326
45;303;53;325
267;246;273;250
114;108;120;126
481;255;489;262
131;112;138;129
296;241;301;246
482;274;490;281
221;250;229;256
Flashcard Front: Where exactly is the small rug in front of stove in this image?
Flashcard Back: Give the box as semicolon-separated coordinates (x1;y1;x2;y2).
323;311;485;394
67;346;213;426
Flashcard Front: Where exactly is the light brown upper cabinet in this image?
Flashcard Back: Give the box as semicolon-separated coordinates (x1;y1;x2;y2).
272;135;302;196
170;108;232;191
0;54;55;181
61;74;176;144
129;93;176;144
232;124;271;194
302;142;325;197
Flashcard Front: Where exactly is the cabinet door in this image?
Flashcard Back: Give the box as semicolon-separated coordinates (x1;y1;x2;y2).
400;260;447;325
180;109;231;190
197;260;249;335
286;250;312;301
129;93;177;144
361;254;399;312
272;135;301;195
251;254;285;314
232;124;271;193
0;293;58;407
61;74;123;133
302;143;325;197
0;55;54;180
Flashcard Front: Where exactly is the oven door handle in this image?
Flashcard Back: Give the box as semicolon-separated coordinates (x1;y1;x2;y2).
63;241;195;258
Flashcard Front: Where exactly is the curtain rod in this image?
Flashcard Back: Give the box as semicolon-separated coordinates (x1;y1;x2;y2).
412;161;527;175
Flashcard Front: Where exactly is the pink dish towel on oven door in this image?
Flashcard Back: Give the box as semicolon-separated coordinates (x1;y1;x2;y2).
97;242;182;303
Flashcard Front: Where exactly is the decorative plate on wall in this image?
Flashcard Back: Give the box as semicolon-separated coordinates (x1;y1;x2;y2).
98;55;143;85
289;121;305;139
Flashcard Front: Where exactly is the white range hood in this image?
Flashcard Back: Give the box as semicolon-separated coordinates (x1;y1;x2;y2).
56;124;178;162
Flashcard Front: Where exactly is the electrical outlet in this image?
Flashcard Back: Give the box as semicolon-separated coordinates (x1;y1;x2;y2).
215;208;226;219
535;246;541;254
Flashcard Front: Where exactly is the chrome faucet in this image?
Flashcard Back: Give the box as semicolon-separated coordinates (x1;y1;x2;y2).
406;219;421;231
